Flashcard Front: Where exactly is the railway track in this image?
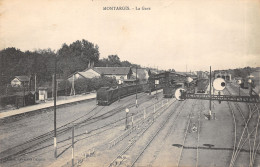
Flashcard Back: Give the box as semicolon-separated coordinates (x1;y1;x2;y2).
225;84;260;167
0;92;158;164
105;97;198;167
56;97;171;167
176;99;201;167
146;100;189;166
22;98;169;160
106;98;179;167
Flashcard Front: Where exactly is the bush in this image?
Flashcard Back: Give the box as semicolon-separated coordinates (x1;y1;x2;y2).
58;79;71;96
0;95;16;107
73;77;117;94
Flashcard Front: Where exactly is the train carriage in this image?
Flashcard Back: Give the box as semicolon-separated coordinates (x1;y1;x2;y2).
97;84;145;105
97;71;191;105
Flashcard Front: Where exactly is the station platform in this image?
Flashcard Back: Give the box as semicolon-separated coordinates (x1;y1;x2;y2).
0;93;96;119
0;89;162;120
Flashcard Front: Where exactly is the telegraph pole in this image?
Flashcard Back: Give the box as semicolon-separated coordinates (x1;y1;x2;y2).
52;74;54;99
34;74;36;103
71;124;75;166
54;55;57;158
209;66;212;120
23;82;25;106
135;66;138;107
156;66;158;100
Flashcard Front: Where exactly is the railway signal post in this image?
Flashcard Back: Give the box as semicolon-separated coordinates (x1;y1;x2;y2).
174;67;259;113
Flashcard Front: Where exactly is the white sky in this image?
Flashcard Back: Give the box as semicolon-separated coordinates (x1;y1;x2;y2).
0;0;259;71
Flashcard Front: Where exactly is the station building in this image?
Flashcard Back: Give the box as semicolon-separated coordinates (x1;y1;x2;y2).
214;70;232;81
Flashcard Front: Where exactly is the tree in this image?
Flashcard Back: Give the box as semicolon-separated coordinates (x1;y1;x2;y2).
108;55;121;67
57;40;100;78
121;60;132;67
0;47;25;85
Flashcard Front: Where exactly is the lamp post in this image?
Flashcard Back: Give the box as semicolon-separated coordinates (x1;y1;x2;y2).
125;108;129;130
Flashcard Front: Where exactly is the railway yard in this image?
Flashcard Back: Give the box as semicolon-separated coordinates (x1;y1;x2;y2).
0;81;260;167
1;1;260;166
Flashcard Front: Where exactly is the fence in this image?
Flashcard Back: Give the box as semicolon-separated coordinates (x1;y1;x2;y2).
108;98;174;148
61;148;95;167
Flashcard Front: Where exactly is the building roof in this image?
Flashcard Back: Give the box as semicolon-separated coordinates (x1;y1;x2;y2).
174;72;188;77
149;69;158;75
86;67;132;75
78;71;100;79
14;76;30;82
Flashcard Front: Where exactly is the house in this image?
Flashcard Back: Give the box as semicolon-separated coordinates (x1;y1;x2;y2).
11;76;30;87
68;67;133;84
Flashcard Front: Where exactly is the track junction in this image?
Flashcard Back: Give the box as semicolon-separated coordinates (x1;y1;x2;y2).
0;72;259;167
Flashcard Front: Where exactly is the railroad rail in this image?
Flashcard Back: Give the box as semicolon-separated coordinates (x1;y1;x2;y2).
177;99;201;167
108;99;170;149
107;98;179;167
225;84;260;167
0;92;154;164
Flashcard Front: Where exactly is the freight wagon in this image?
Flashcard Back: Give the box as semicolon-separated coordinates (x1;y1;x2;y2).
196;79;209;93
